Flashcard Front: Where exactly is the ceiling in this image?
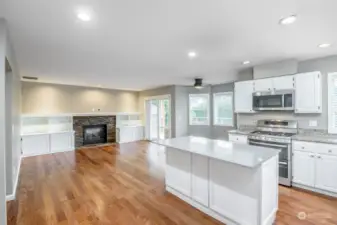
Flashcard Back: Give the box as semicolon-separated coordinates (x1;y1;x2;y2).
3;0;337;91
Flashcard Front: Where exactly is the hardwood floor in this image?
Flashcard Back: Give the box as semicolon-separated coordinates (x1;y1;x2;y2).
7;141;337;225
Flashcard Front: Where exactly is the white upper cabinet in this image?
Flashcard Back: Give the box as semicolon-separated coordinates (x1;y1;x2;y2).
295;71;322;113
234;80;254;113
272;75;294;90
253;75;294;92
253;79;273;92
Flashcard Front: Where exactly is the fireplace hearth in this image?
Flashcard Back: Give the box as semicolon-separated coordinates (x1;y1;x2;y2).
83;124;107;145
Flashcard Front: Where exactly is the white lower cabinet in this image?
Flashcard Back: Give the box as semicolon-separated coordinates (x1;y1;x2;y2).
292;141;337;195
228;133;248;144
22;132;74;157
315;154;337;193
117;126;144;143
191;154;209;206
292;151;315;187
22;134;50;156
166;149;192;197
50;132;74;153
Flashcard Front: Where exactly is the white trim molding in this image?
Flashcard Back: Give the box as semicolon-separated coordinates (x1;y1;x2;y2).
6;155;22;201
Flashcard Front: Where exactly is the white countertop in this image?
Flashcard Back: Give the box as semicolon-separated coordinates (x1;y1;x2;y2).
153;136;279;168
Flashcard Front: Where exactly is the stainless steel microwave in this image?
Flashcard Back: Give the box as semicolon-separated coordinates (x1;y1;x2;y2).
252;90;294;111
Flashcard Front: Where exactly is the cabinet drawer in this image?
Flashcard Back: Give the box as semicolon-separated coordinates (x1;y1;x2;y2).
293;141;337;156
229;134;247;144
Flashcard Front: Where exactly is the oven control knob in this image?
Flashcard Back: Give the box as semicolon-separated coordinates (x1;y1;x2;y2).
261;137;265;140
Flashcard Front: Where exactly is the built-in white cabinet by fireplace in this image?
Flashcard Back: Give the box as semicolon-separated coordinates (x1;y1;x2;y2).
234;71;322;114
292;141;337;196
116;113;144;143
21;115;74;157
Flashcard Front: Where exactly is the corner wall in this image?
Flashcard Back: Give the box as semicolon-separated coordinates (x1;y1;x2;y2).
0;18;8;225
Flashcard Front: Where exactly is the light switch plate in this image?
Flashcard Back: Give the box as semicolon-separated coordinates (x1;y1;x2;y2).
309;120;318;127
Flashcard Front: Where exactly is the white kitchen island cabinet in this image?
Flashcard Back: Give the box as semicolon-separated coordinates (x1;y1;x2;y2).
154;136;279;225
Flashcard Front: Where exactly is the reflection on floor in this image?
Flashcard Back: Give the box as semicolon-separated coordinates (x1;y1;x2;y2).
7;141;337;225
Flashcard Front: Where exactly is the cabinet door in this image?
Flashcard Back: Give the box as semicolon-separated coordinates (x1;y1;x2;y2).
228;134;247;144
191;154;209;206
234;81;255;113
50;132;73;153
22;134;50;156
166;149;192;197
254;79;273;92
272;75;294;90
315;154;337;193
209;159;259;224
295;72;322;113
292;151;316;187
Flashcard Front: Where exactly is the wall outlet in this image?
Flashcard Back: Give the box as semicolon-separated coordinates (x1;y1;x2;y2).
309;120;318;127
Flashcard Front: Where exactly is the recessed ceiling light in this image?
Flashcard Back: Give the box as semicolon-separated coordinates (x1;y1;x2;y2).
188;51;198;59
242;61;250;65
77;12;91;21
279;15;297;25
318;43;331;48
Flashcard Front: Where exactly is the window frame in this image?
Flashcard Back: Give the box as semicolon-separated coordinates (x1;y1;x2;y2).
213;92;234;127
188;93;210;126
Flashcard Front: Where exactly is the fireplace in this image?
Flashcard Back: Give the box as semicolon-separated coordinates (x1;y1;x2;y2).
83;124;107;145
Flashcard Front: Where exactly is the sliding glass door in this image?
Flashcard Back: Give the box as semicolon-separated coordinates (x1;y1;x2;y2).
145;96;171;140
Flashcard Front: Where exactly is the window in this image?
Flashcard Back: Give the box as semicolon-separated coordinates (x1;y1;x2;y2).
189;94;210;125
213;92;234;126
328;72;337;133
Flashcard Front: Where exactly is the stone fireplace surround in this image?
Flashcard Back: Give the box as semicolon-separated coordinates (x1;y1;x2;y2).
73;116;116;148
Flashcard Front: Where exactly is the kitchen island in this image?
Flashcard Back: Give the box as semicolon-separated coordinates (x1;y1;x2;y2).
153;136;280;225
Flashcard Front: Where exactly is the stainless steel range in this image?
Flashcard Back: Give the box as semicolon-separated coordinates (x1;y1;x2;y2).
248;120;298;186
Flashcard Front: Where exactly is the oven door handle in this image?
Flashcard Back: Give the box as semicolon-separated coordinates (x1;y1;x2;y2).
249;140;287;148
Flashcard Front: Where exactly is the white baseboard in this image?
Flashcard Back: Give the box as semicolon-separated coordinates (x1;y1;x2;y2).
6;155;22;201
292;183;337;198
23;148;75;158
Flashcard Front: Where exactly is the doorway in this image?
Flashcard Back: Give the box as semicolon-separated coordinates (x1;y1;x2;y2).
145;95;171;140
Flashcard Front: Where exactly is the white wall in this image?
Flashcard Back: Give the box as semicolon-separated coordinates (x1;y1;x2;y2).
22;82;139;114
2;18;22;200
0;18;8;225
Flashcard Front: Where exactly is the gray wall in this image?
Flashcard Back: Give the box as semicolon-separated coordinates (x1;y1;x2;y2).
237;55;337;130
253;59;298;79
0;18;7;225
174;86;188;137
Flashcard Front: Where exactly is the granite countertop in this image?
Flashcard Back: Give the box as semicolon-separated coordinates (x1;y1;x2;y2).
293;133;337;144
153;136;279;168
